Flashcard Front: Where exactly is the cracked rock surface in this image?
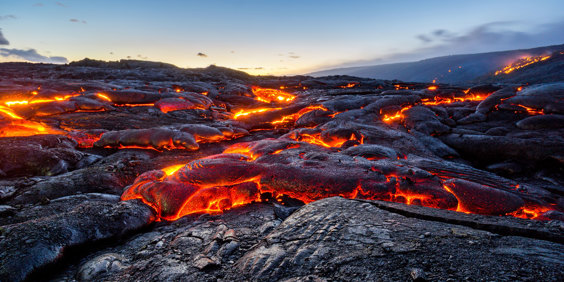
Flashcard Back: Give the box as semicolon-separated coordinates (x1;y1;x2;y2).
1;61;563;281
44;197;563;281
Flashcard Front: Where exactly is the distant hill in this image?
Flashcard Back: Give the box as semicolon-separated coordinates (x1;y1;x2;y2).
474;50;564;85
69;58;179;69
309;44;564;84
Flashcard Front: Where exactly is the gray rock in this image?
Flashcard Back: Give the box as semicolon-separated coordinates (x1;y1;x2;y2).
516;114;564;130
0;205;16;216
0;200;154;281
77;253;128;281
410;267;426;281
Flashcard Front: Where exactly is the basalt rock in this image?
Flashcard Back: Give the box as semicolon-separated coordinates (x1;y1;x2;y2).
516;114;564;130
94;128;199;150
0;135;94;178
0;62;563;281
443;179;525;215
0;200;154;282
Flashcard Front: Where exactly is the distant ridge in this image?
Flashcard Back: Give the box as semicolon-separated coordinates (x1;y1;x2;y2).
309;44;564;84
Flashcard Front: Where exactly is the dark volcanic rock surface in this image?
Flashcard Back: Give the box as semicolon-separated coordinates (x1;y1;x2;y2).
50;197;564;281
0;61;563;281
0;199;154;282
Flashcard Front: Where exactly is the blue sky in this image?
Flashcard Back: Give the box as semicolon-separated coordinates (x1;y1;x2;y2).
0;0;563;74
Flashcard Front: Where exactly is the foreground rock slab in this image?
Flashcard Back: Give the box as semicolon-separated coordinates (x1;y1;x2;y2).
51;197;564;281
0;199;154;281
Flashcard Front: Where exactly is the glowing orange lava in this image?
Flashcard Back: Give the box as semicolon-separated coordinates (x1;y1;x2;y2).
162;164;186;176
394;84;409;90
420;94;487;106
96;93;113;102
382;106;412;123
495;55;551;75
232;107;281;119
223;143;258;160
441;184;471;214
508;205;554;220
114;103;155;107
289;132;362;148
0;106;24;120
0;120;64;137
515;104;544;115
270;105;329;125
251;86;295;103
339;82;358;88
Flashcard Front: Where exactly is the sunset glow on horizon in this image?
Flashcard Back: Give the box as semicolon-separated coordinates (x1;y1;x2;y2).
0;0;563;75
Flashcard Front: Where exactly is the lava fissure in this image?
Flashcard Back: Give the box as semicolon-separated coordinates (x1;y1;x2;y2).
1;70;562;223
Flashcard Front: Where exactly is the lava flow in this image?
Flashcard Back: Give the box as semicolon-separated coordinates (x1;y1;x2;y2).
118;82;561;222
495;54;551;75
270;105;330;126
251;86;295;103
123;135;558;221
1;77;561;224
0;105;64;137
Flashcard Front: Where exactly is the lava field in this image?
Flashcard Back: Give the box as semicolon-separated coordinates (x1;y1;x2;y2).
0;60;563;281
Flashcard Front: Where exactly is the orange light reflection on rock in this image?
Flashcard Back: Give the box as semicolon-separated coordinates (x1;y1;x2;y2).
509;206;553;220
382;106;412;123
271;105;329;125
495;55;551;75
233;107;281;119
162;164;186;176
515;104;544;115
251;86;295;103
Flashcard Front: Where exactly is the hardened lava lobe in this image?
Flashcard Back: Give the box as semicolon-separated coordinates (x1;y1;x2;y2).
0;60;563;281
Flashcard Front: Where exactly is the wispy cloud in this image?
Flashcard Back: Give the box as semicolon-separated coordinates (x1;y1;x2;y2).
0;48;68;63
33;3;44;7
237;67;264;70
416;35;432;43
69;18;87;24
0;15;17;21
0;29;9;45
403;21;564;60
288;52;300;59
317;20;564;70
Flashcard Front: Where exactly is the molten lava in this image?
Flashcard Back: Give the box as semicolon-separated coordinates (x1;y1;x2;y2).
382;106;412;123
270;105;329;126
96;93;113;102
162;164;186;176
0;120;64;137
515;104;544;115
251;86;295;103
420;94;487;106
2;81;559;224
509;206;554;220
394;84;409;90
0;106;24;120
0;105;64;137
114;103;155;107
339;82;358;88
233;107;282;119
123;137;555;222
495;54;551;75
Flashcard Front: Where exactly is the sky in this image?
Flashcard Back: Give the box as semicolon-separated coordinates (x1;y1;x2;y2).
0;0;563;75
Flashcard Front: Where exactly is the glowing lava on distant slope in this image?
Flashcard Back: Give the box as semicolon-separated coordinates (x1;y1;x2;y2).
495;54;551;75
